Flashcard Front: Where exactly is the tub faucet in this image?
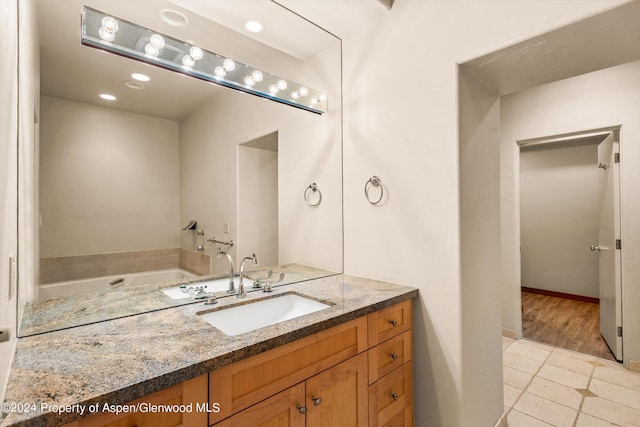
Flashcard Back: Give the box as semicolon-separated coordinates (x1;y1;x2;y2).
216;248;235;294
238;253;258;298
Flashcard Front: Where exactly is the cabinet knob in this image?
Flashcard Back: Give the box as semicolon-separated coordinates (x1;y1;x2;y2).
388;319;398;327
312;396;323;406
389;352;398;361
390;392;399;401
296;404;307;414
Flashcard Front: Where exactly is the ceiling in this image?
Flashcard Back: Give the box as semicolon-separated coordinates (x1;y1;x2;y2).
37;0;389;121
462;1;640;96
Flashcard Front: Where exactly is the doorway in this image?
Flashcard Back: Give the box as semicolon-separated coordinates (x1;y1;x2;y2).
517;129;622;361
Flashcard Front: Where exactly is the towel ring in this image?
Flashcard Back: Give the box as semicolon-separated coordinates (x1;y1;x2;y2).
304;183;322;207
365;176;384;205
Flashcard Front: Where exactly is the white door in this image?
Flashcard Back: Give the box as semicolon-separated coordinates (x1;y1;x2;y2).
596;132;622;360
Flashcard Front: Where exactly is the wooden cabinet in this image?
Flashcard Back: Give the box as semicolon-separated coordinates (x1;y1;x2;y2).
215;353;368;427
368;300;414;427
212;300;413;427
61;374;208;427
62;299;413;427
209;317;368;425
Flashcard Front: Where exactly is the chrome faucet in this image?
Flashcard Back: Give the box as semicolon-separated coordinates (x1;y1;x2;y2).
238;253;258;298
216;248;235;294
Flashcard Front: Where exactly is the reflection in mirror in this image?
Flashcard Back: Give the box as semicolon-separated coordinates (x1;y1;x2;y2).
81;6;328;114
20;0;342;337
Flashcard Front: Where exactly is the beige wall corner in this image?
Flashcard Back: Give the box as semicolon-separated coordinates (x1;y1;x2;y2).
502;329;517;339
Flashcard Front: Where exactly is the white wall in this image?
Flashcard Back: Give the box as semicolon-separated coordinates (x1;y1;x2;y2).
342;1;624;425
39;96;181;258
501;60;640;366
520;144;601;297
238;144;278;268
0;0;19;404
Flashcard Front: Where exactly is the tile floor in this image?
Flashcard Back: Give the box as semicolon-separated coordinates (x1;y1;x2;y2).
502;337;640;427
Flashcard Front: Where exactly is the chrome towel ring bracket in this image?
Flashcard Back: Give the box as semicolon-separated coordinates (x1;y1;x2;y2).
365;176;384;205
304;183;322;207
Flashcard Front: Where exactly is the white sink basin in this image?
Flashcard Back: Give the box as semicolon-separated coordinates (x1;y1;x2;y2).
197;293;331;336
162;277;254;299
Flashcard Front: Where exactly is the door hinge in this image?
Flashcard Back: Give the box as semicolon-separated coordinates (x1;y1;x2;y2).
614;153;620;163
617;326;623;337
616;239;622;250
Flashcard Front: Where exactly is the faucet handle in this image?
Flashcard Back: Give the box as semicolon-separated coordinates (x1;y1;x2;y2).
253;270;273;288
263;280;273;293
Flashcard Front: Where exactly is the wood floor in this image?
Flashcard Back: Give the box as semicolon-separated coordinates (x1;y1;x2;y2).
521;291;617;361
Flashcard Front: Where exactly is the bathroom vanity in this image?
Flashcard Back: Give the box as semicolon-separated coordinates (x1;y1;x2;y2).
1;275;417;427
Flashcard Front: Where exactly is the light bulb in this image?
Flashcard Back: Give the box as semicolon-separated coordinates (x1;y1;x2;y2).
244;76;255;86
276;79;287;90
149;34;165;50
245;20;263;33
99;93;116;101
251;70;263;82
214;66;226;78
99;27;115;42
101;17;118;34
131;73;150;82
299;87;309;97
319;94;327;101
291;91;300;100
311;98;320;105
189;46;203;61
223;59;235;71
144;43;159;56
182;55;195;68
268;84;278;94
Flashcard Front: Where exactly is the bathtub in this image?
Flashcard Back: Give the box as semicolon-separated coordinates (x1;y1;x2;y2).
38;268;198;299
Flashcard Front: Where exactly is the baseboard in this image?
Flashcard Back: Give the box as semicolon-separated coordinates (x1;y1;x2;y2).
494;410;508;427
521;287;599;304
630;360;640;373
502;328;516;339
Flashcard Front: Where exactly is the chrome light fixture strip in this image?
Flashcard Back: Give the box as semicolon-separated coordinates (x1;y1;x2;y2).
81;6;328;114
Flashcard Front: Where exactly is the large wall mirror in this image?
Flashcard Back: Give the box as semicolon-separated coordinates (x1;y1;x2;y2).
20;0;342;336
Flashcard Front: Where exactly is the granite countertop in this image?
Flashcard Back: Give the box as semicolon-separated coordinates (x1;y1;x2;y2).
1;274;417;427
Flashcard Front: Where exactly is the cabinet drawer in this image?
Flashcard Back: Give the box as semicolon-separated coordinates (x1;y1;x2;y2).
368;362;413;427
368;330;412;384
380;405;414;427
209;316;367;424
368;300;412;347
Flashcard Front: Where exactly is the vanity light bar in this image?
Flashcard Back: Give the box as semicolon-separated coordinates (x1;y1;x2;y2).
80;6;328;114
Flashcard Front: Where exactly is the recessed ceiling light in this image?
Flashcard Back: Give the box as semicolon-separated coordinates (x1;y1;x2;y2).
131;73;150;82
159;9;188;26
124;81;145;90
99;93;116;101
245;20;263;33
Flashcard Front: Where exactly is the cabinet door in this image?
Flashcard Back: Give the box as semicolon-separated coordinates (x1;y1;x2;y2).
214;383;305;427
305;352;368;427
